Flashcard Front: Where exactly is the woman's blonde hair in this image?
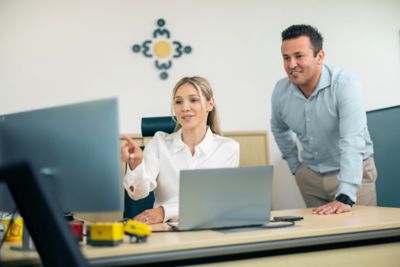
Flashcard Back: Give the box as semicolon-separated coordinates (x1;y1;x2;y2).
172;76;221;135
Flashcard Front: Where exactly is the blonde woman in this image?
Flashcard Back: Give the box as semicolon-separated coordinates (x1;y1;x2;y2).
121;77;239;224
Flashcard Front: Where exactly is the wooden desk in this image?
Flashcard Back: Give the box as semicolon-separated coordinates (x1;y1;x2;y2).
2;206;400;266
189;242;400;266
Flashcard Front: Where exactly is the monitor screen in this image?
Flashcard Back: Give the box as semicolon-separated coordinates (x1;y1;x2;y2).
0;98;122;213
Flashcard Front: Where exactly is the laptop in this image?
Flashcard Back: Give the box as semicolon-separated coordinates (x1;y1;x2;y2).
168;165;273;231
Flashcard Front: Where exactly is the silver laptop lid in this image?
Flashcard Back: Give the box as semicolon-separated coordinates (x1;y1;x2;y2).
177;165;273;230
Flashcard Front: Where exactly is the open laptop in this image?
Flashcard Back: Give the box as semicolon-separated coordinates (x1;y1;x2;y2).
168;165;273;231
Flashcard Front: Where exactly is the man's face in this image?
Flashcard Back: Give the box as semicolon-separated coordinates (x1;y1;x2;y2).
281;35;324;92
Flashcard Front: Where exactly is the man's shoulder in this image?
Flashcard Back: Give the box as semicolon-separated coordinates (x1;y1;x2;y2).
275;76;292;88
324;64;362;100
272;77;292;98
324;64;355;84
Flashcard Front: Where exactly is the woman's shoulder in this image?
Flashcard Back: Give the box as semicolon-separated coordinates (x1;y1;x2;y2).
153;131;173;139
151;131;178;143
144;131;178;152
212;133;239;149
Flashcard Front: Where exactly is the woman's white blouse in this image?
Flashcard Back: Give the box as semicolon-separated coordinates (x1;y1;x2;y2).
123;128;240;222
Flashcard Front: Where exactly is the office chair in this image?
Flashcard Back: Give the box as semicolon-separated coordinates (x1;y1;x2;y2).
123;116;176;219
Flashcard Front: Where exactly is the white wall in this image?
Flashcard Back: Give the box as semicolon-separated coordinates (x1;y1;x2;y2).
1;0;399;209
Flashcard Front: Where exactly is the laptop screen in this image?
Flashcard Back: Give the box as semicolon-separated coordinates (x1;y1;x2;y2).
175;165;273;230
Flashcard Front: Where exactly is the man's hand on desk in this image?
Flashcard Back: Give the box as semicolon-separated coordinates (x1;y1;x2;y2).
134;207;165;224
312;200;352;215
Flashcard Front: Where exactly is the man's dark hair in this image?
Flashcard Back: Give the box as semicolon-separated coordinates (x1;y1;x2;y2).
281;24;323;57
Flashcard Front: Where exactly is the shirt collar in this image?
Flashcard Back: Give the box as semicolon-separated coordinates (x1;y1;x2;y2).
291;64;331;99
170;127;214;155
196;127;214;156
311;64;331;97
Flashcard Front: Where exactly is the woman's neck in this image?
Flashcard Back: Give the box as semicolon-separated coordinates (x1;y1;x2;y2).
181;125;208;155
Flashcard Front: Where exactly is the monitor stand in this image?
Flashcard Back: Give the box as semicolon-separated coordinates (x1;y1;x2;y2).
11;225;35;251
11;213;75;251
0;162;87;267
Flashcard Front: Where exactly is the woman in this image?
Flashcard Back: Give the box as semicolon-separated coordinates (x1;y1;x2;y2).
120;76;239;224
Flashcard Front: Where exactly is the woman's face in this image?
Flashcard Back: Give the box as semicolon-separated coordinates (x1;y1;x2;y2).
173;83;214;131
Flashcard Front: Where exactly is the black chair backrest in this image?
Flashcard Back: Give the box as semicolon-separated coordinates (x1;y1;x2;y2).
141;116;176;137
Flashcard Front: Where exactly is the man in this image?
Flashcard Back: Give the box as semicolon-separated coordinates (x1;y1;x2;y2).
271;24;377;215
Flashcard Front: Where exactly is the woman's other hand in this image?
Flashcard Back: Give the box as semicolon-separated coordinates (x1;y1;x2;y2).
133;207;165;224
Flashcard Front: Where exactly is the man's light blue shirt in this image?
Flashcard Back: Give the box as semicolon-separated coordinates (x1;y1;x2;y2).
271;64;374;202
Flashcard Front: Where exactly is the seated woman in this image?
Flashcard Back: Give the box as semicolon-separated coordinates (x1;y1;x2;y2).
120;76;240;224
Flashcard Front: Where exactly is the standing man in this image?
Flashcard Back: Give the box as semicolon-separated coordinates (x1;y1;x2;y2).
271;24;377;215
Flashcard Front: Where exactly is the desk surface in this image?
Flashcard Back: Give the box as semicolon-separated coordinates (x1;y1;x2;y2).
2;206;400;266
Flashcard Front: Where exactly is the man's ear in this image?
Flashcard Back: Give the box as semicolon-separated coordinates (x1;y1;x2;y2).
317;49;325;65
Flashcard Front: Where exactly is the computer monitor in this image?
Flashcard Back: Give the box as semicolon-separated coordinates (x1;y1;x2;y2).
0;184;15;211
0;98;122;213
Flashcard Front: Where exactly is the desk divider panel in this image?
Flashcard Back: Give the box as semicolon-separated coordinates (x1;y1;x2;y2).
367;105;400;207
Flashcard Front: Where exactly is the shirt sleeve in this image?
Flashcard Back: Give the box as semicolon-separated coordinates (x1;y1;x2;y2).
162;197;179;222
335;75;366;202
123;136;160;201
270;85;301;174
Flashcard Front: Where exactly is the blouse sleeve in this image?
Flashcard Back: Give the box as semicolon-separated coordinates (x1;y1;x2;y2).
123;134;162;200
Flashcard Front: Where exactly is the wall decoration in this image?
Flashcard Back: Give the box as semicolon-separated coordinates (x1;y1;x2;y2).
132;18;192;80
